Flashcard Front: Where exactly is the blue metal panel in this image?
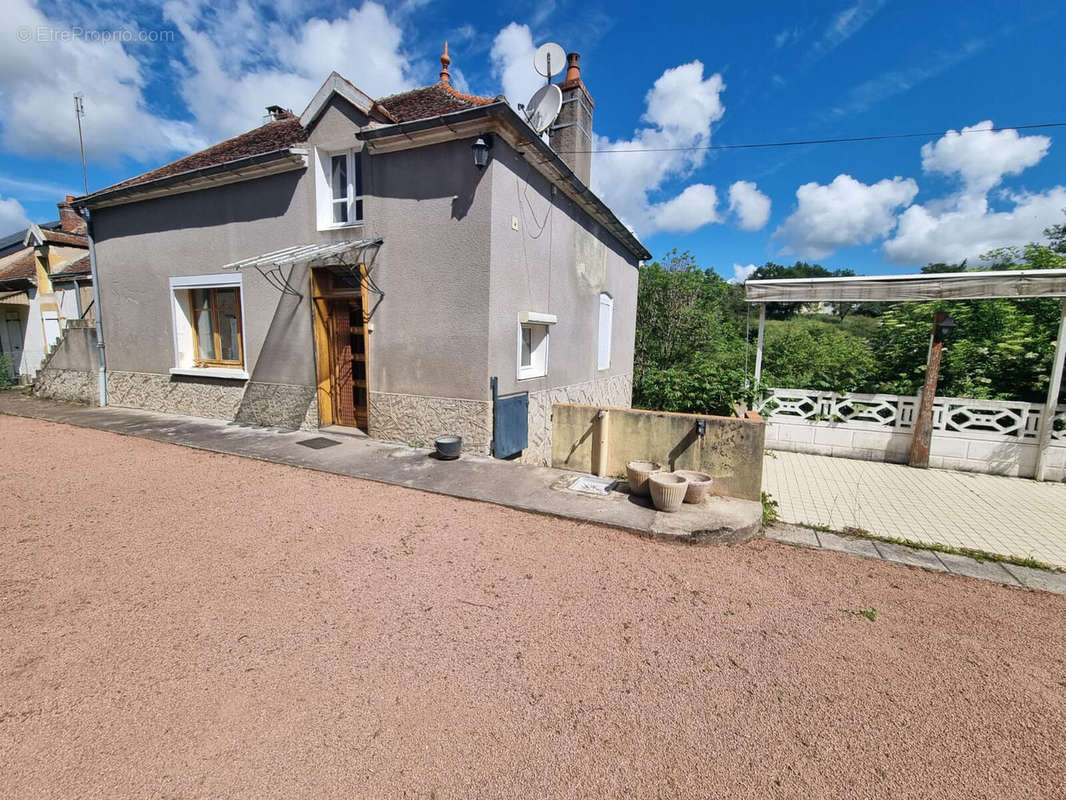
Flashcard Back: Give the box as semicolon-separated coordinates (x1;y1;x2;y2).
493;392;529;458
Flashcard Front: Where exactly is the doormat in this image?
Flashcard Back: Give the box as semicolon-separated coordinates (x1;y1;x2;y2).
568;475;619;496
296;437;342;450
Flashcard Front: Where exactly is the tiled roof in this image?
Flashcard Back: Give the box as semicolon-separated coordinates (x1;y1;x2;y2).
377;82;498;123
105;113;308;192
52;252;91;276
36;229;87;247
0;221;58;256
0;248;38;285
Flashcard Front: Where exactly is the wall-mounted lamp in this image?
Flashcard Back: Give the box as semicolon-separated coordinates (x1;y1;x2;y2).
936;313;958;341
472;134;493;170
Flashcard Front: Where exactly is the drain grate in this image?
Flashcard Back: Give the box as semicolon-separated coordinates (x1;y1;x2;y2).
296;437;342;450
568;475;618;496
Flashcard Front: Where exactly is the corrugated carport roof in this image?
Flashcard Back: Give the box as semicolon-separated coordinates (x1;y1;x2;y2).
745;269;1066;303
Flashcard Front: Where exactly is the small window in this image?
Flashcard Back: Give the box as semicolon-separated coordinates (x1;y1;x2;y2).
190;287;243;366
597;293;613;370
169;275;247;378
318;149;364;230
518;322;548;379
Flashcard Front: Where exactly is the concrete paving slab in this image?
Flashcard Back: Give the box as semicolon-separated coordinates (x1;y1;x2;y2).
1001;563;1066;594
815;530;880;559
936;552;1020;587
0;392;761;545
871;540;948;572
764;524;819;548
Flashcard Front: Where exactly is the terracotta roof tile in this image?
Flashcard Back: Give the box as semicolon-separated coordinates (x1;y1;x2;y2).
377;82;498;123
103;113;307;193
37;229;87;247
0;248;39;285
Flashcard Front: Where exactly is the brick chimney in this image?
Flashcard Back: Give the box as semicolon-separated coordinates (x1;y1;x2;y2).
548;52;594;186
57;195;87;235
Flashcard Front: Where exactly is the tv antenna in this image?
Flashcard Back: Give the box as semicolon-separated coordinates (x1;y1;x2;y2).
533;42;566;85
523;84;563;134
73;93;88;196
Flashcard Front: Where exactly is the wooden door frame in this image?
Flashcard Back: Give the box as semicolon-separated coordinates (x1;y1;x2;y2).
310;265;371;429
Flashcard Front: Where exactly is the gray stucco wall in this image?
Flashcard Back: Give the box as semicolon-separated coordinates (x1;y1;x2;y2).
486;140;639;462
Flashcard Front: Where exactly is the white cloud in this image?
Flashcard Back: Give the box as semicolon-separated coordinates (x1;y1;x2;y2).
489;22;541;110
731;263;758;284
774;174;918;259
920;120;1050;194
728;180;771;230
806;0;888;64
164;0;414;143
884;188;1066;264
0;194;30;238
0;0;205;163
591;61;726;237
649;184;720;233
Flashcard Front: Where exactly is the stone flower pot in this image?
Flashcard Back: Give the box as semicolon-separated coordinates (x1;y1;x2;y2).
434;435;462;460
649;472;688;512
673;470;714;504
626;460;662;497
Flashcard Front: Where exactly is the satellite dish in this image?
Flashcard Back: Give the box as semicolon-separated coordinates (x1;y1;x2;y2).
524;83;562;134
534;42;567;80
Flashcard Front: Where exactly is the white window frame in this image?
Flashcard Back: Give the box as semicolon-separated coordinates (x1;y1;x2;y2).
168;273;249;380
597;292;613;370
517;321;549;380
315;147;364;231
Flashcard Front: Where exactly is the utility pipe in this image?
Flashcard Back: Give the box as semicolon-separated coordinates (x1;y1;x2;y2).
83;210;106;406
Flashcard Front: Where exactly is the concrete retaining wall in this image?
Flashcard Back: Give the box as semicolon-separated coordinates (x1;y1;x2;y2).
552;404;765;501
33;321;99;405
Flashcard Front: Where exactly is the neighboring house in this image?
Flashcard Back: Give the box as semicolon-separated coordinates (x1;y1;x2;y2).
61;47;649;462
0;199;92;381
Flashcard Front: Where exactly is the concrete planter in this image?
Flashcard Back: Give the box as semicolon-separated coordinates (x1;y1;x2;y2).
674;470;714;503
626;460;662;496
649;472;687;512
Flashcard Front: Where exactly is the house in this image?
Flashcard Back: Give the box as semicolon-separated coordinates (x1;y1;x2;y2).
0;198;92;381
57;47;649;463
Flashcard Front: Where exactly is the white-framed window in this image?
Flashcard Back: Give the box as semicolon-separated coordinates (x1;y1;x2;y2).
168;274;249;380
597;292;613;370
517;322;549;380
315;148;364;230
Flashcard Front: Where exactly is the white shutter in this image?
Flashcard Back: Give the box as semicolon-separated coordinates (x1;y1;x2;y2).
597;293;613;370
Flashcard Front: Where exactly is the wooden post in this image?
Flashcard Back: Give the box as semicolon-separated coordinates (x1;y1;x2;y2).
908;311;948;468
1034;299;1066;481
753;303;766;385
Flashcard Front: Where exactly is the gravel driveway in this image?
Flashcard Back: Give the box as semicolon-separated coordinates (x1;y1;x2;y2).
1;415;1064;799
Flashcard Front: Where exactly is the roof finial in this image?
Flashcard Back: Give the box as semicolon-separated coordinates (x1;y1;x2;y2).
440;41;451;84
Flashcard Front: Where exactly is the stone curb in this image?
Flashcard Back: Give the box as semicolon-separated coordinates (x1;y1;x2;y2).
765;523;1066;596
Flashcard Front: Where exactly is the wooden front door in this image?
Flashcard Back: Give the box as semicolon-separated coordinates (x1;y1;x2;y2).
312;268;370;431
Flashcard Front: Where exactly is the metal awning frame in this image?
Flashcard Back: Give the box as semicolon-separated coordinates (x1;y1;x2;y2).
221;238;384;298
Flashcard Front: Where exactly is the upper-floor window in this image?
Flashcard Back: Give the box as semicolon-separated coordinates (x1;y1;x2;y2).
317;149;364;230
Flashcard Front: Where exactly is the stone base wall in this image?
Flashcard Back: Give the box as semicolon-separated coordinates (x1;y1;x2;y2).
369;390;493;454
34;367;98;405
106;371;317;430
520;372;633;465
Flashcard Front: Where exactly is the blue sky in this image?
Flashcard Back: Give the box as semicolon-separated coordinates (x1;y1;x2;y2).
2;0;1065;278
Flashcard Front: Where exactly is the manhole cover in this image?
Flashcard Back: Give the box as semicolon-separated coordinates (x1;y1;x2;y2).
297;437;341;450
568;475;618;496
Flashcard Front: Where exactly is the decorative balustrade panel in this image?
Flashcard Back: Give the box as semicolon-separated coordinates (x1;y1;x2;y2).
759;388;1065;443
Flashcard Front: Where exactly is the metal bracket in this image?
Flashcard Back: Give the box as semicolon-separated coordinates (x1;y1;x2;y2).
253;263;303;298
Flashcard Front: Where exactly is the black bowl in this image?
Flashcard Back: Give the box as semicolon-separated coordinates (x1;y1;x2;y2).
434;435;463;460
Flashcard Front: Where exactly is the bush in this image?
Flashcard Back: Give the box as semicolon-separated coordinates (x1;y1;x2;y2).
0;355;16;389
634;357;754;417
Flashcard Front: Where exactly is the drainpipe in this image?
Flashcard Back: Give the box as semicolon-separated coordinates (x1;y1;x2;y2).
83;209;107;406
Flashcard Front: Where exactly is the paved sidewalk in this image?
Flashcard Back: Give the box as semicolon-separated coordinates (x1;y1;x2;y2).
0;392;760;544
764;450;1066;568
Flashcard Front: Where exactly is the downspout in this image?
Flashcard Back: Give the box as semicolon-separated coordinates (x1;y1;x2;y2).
82;209;106;406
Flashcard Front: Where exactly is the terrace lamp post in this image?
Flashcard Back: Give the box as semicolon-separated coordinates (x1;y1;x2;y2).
908;311;957;469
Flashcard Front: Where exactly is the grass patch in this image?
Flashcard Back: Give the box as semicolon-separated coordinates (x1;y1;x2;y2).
842;607;878;622
761;491;779;525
